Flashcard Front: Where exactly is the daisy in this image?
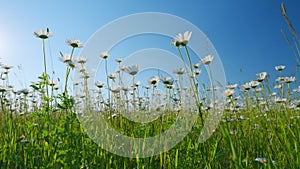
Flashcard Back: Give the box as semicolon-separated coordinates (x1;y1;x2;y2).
80;73;90;79
107;73;117;80
2;65;12;70
34;28;52;39
256;72;267;82
193;63;200;69
225;89;235;97
227;84;238;89
19;88;29;95
193;69;202;76
284;76;296;83
172;31;192;46
48;80;56;86
124;64;140;76
173;68;185;75
200;55;214;65
77;57;87;64
275;65;286;71
115;58;123;63
276;77;286;83
110;85;121;93
95;81;105;88
148;76;160;85
275;97;287;103
161;77;174;85
0;86;7;92
134;81;141;87
229;129;238;135
274;84;282;89
242;82;251;91
59;54;72;63
66;39;83;48
100;51;110;59
249;80;260;88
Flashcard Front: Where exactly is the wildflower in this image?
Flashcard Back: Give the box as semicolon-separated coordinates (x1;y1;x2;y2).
227;84;238;89
119;65;126;71
107;73;117;80
242;83;251;91
254;88;262;92
200;55;214;65
255;157;275;166
2;65;12;70
293;86;300;93
100;51;110;59
2;69;9;74
275;65;285;71
66;39;83;48
80;73;90;79
110;85;121;93
172;31;192;46
67;61;75;68
78;66;86;73
124;64;140;76
115;58;123;63
19;88;29;95
148;76;160;85
166;84;174;89
95;81;105;88
229;129;238;135
122;86;130;92
173;68;185;75
16;135;26;143
284;76;296;83
0;86;6;92
256;72;267;82
34;28;52;39
276;77;286;83
73;81;80;86
32;98;38;103
77;57;87;64
144;85;151;89
225;89;235;97
48;80;56;86
193;69;202;76
108;113;118;119
249;80;260;88
59;54;72;63
135;81;141;87
193;63;200;69
161;77;174;85
274;84;282;89
275;97;287;103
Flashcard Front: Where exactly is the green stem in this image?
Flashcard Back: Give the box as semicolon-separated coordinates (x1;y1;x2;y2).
42;39;49;98
177;47;202;125
64;47;75;95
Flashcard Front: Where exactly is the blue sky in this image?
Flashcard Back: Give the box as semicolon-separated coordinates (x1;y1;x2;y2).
0;0;299;90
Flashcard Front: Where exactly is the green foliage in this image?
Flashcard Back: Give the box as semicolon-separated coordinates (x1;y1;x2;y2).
0;108;299;168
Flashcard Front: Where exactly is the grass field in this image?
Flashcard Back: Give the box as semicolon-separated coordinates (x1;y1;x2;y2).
0;3;299;168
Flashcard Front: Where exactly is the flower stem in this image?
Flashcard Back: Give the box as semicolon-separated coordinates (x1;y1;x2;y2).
64;47;75;96
42;39;49;98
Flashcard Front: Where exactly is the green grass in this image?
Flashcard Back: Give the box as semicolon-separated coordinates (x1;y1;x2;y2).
0;107;299;168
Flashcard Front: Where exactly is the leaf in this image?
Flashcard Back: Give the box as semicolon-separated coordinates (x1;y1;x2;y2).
281;2;286;16
30;84;40;90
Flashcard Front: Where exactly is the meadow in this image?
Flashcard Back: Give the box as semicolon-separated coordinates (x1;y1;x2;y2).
0;3;300;169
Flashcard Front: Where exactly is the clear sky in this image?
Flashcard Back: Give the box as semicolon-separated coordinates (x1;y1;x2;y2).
0;0;299;90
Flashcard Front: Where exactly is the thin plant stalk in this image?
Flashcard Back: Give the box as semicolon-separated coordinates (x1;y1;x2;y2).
63;47;75;96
